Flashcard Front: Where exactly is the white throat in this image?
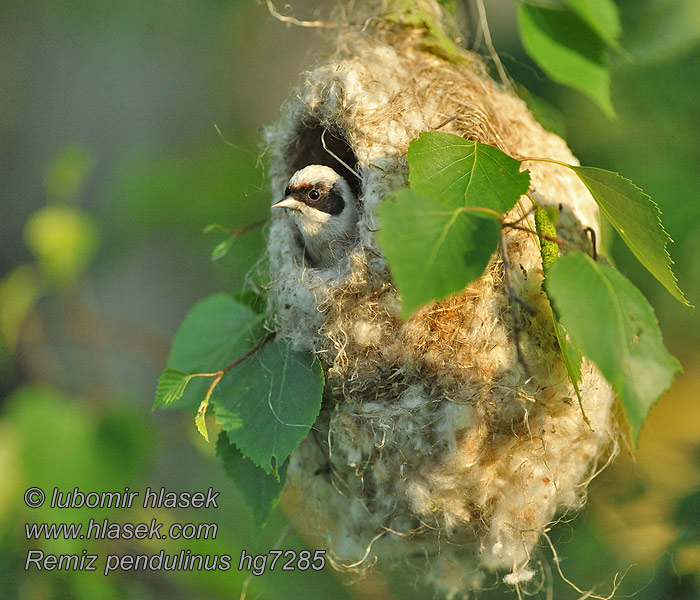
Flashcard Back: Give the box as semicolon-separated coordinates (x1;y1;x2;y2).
291;200;357;267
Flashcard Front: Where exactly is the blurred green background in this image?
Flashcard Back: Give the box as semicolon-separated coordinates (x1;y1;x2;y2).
1;1;698;598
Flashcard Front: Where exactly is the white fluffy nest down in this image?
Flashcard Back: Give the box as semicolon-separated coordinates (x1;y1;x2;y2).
262;10;618;594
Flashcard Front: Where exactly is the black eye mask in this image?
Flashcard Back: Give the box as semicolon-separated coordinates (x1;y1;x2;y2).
290;183;346;216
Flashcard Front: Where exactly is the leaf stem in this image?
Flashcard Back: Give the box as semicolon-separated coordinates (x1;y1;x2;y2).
195;371;224;442
519;156;572;170
460;205;503;220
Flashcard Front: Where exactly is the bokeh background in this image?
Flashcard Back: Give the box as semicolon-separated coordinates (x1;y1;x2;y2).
1;1;698;598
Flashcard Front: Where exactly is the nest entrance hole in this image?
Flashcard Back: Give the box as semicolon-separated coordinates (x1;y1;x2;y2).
288;124;362;198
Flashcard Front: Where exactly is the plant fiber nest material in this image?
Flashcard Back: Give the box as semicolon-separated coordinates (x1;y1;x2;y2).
264;2;618;591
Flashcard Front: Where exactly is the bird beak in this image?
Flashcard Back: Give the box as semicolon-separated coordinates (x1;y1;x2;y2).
271;196;304;211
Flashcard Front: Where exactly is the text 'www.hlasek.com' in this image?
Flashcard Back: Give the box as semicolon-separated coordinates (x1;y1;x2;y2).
22;486;326;576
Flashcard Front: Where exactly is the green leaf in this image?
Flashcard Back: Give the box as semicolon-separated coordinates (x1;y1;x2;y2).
534;208;588;425
552;317;588;426
211;237;233;261
164;293;265;410
562;0;622;50
213;338;323;475
205;222;235;261
377;188;501;317
203;223;228;234
195;402;211;442
407;132;531;212
546;253;681;444
153;368;193;409
518;3;615;118
568;166;691;307
216;432;287;532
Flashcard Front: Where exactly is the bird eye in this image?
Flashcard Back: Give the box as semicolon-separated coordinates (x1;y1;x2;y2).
309;189;320;200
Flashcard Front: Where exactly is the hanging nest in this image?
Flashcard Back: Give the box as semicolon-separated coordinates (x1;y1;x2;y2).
263;0;618;592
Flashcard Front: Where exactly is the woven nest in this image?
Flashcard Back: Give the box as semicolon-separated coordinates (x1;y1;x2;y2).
263;2;617;592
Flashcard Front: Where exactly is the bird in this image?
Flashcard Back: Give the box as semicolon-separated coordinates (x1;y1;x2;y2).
271;164;359;268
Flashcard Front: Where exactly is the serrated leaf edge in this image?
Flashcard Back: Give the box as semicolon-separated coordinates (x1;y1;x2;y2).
153;369;193;409
570;166;691;307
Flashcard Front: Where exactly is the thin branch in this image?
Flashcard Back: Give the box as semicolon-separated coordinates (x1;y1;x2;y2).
226;219;268;236
504;223;566;246
222;331;277;374
189;332;276;383
194;331;277;441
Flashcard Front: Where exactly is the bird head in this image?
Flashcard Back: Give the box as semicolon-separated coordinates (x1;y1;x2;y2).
272;164;358;267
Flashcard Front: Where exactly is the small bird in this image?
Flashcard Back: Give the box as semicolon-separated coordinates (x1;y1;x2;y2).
272;164;358;268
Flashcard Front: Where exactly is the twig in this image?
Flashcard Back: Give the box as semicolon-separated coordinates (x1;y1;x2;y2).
226;219;268;237
222;331;277;375
194;331;277;441
504;223;566;246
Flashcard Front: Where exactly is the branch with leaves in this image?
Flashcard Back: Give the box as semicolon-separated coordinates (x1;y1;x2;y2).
153;293;323;530
377;131;686;444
